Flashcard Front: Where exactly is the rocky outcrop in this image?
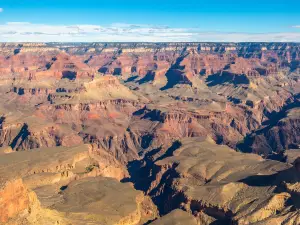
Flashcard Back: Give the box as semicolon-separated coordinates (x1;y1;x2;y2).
149;209;198;225
239;105;300;157
0;42;299;224
0;179;30;223
0;144;153;224
141;138;300;224
52;177;158;225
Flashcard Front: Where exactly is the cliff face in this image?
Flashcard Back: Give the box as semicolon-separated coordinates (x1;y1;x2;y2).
0;179;30;223
142;138;300;225
238;100;300;157
0;145;157;225
0;42;299;224
0;42;299;158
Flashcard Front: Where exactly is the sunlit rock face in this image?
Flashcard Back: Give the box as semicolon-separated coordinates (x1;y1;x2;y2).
0;42;299;224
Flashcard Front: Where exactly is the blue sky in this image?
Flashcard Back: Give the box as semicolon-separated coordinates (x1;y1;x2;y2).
0;0;299;42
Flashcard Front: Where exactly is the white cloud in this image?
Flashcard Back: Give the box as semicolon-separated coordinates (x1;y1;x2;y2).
292;25;300;28
0;8;3;13
6;22;31;25
0;22;299;42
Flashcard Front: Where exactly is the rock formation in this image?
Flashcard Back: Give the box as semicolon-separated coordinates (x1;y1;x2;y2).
0;42;299;224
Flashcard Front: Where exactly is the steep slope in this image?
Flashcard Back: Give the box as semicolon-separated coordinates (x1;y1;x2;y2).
0;145;157;225
140;137;300;225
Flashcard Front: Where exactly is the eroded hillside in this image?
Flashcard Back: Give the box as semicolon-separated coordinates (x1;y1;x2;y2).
0;42;299;225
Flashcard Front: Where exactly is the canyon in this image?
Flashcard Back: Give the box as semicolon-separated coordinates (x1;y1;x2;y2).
0;42;299;225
